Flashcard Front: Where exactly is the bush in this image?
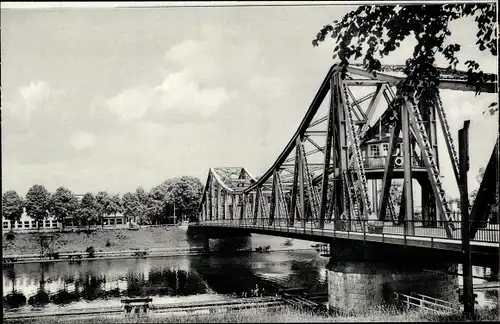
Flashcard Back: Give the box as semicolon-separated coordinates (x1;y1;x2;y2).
134;251;147;258
86;246;95;258
5;231;15;241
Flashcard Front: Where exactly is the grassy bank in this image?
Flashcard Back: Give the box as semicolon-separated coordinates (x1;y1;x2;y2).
5;305;499;323
3;227;191;255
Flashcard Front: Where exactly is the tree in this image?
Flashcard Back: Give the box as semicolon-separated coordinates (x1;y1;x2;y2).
470;166;498;218
135;187;150;225
95;191;111;228
2;190;24;229
162;176;204;223
122;192;140;223
49;187;79;229
148;185;168;225
24;185;51;230
108;194;123;227
469;166;486;202
313;4;497;114
79;192;98;228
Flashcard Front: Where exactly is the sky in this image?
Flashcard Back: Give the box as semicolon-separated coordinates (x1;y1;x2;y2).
1;2;498;199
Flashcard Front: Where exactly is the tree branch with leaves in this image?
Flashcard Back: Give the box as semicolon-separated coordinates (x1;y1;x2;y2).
313;4;497;113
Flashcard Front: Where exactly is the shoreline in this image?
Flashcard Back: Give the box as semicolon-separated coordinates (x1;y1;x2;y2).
3;247;319;265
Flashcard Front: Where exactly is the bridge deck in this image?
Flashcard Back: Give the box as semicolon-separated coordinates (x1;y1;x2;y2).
193;220;499;256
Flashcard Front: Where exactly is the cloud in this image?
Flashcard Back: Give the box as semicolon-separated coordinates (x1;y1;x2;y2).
106;86;155;121
70;131;96;150
13;81;61;119
107;39;234;121
154;70;231;117
163;39;200;64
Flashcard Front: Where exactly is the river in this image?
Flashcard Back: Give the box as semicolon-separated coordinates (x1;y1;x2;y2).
3;234;498;312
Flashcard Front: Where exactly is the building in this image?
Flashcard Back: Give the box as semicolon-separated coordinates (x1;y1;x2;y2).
3;202;128;232
2;210;58;232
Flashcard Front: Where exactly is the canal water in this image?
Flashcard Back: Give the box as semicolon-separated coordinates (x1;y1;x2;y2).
3;234;498;312
3;235;330;312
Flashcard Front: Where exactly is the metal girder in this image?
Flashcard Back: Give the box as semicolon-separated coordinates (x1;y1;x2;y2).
253;189;260;225
341;79;373;218
269;169;278;226
347;87;367;120
297;137;306;225
402;104;415;235
470;139;498;239
378;116;402;221
344;79;387;86
309;116;329;128
305;130;327;136
359;84;386;139
346;65;497;93
319;76;336;229
289;146;300;227
281;162;325;168
406;100;453;238
434;95;460;185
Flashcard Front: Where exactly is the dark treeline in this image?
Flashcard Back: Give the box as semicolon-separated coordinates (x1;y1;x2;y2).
2;176;204;228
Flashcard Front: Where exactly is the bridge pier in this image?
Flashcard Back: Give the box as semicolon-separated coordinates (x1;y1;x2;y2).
326;241;459;314
187;225;252;254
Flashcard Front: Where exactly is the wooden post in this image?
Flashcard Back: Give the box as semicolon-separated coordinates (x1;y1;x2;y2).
458;120;474;318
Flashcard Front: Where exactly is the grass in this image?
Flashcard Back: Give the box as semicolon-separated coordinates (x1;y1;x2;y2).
5;304;499;323
2;227;192;255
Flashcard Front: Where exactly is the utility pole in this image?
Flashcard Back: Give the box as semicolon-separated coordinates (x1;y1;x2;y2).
458;120;474;318
497;113;500;312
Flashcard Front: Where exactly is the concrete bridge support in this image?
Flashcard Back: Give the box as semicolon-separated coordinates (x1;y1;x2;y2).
204;235;252;253
326;241;459;314
187;226;252;253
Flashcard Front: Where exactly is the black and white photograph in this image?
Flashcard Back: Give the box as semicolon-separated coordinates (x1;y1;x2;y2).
1;1;499;323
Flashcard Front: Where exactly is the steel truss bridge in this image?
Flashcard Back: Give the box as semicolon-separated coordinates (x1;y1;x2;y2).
194;63;499;265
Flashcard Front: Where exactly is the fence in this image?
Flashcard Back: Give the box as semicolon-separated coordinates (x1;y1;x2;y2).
393;292;461;313
197;218;499;243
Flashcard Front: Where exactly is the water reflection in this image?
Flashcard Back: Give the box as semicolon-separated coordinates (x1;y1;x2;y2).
3;251;328;311
4;251;496;311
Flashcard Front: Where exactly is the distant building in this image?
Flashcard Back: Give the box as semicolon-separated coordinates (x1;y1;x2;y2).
2;193;128;232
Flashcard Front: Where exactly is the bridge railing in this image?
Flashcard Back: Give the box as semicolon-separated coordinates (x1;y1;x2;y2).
197;219;499;243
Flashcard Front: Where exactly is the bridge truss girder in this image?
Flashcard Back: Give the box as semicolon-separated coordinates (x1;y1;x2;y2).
198;64;497;239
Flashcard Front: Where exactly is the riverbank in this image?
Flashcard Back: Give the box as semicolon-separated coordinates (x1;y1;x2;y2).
3;226;318;263
4;304;499;323
2;227;191;256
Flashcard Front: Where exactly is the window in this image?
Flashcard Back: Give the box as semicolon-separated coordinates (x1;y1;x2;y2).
52;222;57;228
382;143;389;156
369;144;380;157
17;221;22;228
31;221;36;228
117;219;123;225
24;221;30;228
45;220;50;227
3;222;8;229
110;219;115;225
103;220;108;225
